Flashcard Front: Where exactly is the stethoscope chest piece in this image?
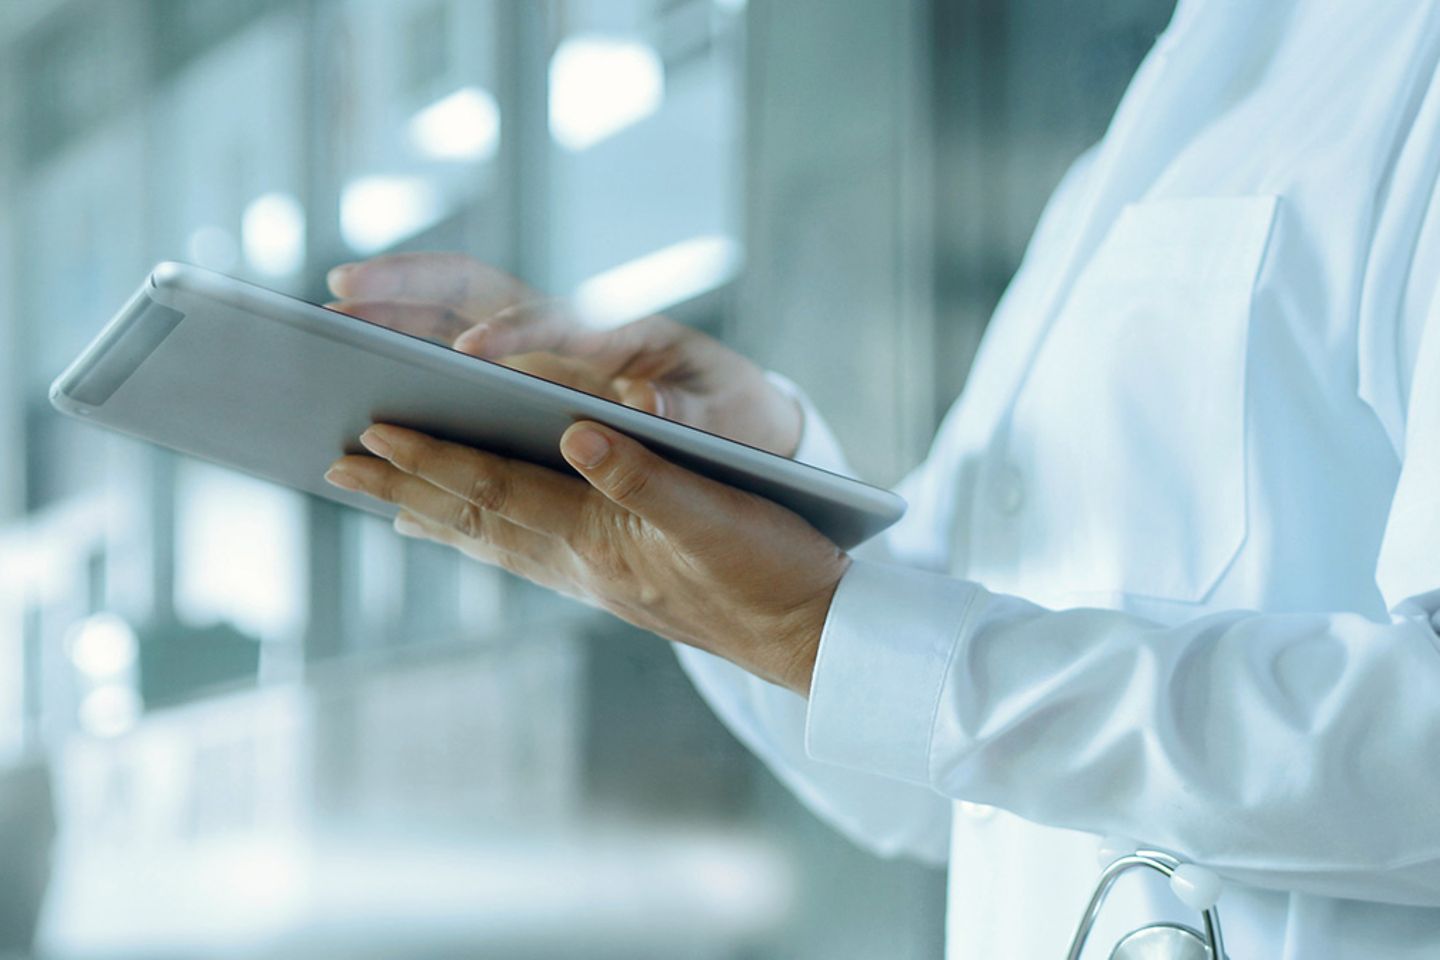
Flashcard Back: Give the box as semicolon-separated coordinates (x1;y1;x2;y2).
1109;923;1212;960
1065;838;1226;960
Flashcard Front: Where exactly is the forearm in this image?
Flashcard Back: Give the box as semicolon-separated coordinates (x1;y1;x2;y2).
806;560;1440;905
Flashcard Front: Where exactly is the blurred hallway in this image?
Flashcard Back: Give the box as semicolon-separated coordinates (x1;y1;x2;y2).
0;1;1169;956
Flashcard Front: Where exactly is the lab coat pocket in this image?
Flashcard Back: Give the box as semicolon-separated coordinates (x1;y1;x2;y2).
1001;195;1277;603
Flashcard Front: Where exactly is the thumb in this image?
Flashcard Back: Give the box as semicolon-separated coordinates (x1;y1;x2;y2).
560;422;722;532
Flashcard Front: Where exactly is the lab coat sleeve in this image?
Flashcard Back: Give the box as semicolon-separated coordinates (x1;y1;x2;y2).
673;375;955;865
805;560;1440;907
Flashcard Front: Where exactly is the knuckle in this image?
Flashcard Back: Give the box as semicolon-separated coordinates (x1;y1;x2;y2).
465;465;509;513
568;497;609;551
455;501;488;540
573;504;629;562
604;462;652;506
604;466;650;506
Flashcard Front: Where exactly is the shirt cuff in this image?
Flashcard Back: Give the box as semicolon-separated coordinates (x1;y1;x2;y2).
805;558;984;784
764;371;852;475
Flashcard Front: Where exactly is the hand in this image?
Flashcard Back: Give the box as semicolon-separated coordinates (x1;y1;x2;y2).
327;253;804;456
324;421;850;695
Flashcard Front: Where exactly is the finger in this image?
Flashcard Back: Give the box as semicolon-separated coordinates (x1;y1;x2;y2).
393;509;513;565
393;509;487;552
559;421;734;536
326;456;558;555
327;253;528;316
559;315;694;381
452;299;581;359
394;509;588;603
615;377;666;416
328;299;476;345
358;425;593;539
459;312;690;383
502;352;624;401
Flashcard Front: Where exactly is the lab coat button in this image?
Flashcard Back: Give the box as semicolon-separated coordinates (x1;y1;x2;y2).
992;464;1024;515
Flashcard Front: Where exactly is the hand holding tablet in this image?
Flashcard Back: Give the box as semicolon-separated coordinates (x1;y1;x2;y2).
49;255;904;691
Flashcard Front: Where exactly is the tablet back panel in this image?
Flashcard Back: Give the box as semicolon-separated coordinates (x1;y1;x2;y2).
51;264;905;549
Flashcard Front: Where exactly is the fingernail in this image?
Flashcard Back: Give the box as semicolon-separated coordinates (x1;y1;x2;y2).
394;512;426;538
360;428;394;459
621;382;665;417
564;428;610;468
326;264;355;290
325;466;361;491
454;324;490;355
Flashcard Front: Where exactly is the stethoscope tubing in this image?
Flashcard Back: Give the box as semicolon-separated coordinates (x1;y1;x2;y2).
1064;847;1225;960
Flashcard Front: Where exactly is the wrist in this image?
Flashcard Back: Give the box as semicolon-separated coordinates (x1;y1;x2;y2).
773;554;849;696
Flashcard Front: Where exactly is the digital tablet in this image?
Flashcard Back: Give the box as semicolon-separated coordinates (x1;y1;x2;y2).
49;263;905;548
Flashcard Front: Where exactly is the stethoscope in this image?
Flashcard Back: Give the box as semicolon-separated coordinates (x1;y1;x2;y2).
1065;837;1227;959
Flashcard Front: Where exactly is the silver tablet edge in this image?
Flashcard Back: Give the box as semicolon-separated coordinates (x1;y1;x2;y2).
145;262;907;524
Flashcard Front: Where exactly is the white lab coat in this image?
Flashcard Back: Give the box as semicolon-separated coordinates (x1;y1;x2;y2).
677;1;1440;956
